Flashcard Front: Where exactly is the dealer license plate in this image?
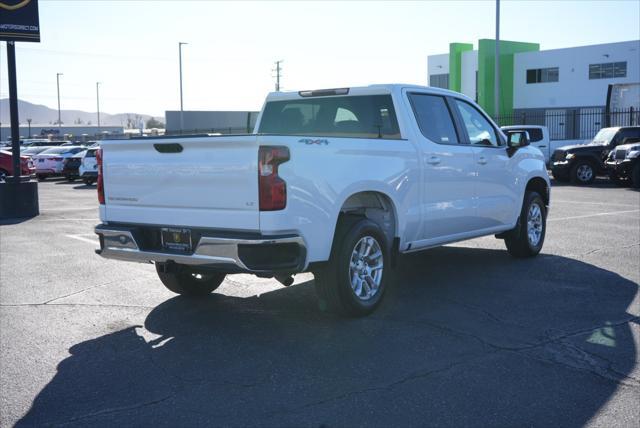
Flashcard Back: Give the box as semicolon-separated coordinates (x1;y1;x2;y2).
160;228;192;252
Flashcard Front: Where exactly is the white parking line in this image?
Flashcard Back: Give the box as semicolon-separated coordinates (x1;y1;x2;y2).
553;200;640;208
40;218;99;222
550;209;640;222
44;207;97;212
66;234;98;245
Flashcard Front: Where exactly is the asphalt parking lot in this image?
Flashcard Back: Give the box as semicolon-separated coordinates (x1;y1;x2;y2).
1;179;639;427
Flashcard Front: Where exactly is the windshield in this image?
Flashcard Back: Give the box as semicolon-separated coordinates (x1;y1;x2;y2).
590;128;618;145
22;147;52;155
40;147;81;155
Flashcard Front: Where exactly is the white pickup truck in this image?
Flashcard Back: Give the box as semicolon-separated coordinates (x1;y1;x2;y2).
95;84;550;316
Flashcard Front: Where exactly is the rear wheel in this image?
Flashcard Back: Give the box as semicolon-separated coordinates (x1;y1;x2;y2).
571;160;595;185
504;191;546;258
314;216;389;317
155;263;226;296
0;168;8;182
83;177;95;185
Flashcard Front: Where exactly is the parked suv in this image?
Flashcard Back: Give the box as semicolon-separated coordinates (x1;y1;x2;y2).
94;85;550;316
551;126;640;184
606;140;640;187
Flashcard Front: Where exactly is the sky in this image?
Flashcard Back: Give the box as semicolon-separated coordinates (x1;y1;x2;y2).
1;0;639;118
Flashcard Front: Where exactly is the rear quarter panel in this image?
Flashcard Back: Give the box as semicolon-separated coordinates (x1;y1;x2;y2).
258;135;420;263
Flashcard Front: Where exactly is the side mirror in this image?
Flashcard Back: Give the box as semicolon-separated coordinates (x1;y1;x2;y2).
506;130;530;149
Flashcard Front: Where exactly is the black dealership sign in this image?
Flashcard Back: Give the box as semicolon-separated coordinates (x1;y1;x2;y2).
0;0;40;42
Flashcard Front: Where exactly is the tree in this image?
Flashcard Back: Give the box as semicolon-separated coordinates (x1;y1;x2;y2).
146;117;165;129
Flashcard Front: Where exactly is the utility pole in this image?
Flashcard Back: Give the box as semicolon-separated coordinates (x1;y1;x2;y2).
27;118;32;138
96;82;101;133
274;60;283;92
56;72;63;130
178;42;188;132
494;0;500;118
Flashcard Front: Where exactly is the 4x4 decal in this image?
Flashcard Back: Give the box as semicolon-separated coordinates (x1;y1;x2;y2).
298;138;329;146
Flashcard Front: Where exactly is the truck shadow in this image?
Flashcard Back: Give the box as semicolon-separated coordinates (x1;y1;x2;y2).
16;247;639;427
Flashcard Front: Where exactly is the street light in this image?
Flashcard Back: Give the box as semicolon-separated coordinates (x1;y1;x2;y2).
178;42;188;133
96;82;101;134
27;118;32;138
56;73;63;130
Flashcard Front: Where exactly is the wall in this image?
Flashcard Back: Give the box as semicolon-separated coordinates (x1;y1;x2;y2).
448;43;473;92
0;125;124;141
477;39;540;117
427;53;449;86
513;40;640;109
460;50;478;101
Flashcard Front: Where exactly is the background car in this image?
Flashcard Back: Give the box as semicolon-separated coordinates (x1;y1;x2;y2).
32;146;85;181
62;150;87;181
0;149;36;181
79;147;99;185
606;140;640;187
20;146;55;158
551;126;640;184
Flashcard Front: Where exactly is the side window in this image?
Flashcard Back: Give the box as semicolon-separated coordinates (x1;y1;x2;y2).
409;94;459;144
454;100;500;147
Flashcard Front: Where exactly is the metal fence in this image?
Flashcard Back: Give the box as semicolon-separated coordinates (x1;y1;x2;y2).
493;107;639;141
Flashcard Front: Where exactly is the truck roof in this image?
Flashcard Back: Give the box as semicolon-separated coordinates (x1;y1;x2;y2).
265;84;472;102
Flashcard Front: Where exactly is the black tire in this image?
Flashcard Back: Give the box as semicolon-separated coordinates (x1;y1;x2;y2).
37;174;46;181
155;263;225;296
66;176;76;182
609;173;627;187
504;191;546;258
83;178;95;186
313;216;390;317
571;160;596;185
631;164;640;189
0;168;8;182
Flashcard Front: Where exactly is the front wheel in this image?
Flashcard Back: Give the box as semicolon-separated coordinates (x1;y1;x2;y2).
155;263;226;296
314;217;389;317
504;191;547;258
571;161;595;185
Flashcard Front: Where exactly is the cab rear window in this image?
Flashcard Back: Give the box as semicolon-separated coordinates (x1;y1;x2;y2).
258;95;401;139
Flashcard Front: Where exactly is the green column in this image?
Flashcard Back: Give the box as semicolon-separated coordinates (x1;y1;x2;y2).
449;43;473;93
477;39;539;117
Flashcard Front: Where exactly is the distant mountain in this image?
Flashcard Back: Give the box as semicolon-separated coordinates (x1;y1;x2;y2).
0;99;162;127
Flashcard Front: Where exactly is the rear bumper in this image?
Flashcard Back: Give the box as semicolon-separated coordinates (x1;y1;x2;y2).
94;223;307;274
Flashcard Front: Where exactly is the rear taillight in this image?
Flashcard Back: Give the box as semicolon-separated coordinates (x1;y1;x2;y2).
258;146;289;211
96;148;105;204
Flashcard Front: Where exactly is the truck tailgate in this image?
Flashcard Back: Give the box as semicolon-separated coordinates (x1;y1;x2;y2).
102;136;260;230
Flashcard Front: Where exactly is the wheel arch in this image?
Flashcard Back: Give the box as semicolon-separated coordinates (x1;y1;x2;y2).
331;190;399;257
525;176;550;207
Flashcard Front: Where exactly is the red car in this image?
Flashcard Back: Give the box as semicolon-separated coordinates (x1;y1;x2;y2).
0;150;36;181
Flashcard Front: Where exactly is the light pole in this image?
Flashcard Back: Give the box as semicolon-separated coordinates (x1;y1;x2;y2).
178;42;188;133
494;0;500;118
27;118;32;138
96;82;101;134
56;72;63;130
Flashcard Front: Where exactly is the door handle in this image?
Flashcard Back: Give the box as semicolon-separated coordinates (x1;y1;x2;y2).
477;156;488;165
427;156;441;165
538;145;547;148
